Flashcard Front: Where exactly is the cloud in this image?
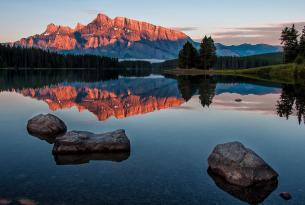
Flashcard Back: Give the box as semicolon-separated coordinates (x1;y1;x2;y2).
213;22;305;45
170;27;199;32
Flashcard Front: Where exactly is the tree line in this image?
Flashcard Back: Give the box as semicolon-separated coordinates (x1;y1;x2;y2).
281;25;305;63
214;53;283;69
0;44;121;69
157;52;283;70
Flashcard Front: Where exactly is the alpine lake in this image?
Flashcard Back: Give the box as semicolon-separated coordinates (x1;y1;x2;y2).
0;69;305;205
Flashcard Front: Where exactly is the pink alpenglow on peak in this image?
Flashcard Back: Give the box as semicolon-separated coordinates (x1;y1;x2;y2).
14;13;192;59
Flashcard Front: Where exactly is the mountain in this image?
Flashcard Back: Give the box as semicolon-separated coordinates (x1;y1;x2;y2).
14;13;192;60
215;43;282;57
14;13;282;60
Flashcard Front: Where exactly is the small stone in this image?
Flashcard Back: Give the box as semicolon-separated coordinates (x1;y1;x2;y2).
235;98;242;102
280;192;292;200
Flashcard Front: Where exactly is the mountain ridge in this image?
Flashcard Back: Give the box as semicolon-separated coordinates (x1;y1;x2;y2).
14;13;282;59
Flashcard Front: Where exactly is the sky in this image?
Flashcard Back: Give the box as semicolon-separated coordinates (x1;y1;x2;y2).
1;0;305;45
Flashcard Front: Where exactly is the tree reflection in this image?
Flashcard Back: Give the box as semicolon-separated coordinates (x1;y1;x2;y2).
277;84;305;124
177;75;216;108
198;76;216;108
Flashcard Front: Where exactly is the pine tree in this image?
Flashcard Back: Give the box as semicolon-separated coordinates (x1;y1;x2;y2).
178;41;198;69
299;26;305;57
199;36;217;70
281;24;299;63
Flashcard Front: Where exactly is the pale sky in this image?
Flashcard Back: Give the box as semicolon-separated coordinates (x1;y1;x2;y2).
1;0;305;45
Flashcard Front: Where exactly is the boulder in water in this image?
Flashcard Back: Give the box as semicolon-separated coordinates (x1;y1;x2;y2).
208;141;278;187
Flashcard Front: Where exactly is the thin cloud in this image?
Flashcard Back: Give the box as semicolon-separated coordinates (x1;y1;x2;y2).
171;27;199;32
213;22;305;45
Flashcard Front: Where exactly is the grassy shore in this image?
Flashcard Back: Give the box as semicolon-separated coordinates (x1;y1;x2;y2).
164;63;305;84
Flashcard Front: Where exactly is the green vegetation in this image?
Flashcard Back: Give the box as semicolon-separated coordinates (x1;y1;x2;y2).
215;52;283;69
198;36;217;69
157;52;284;71
0;44;119;69
178;42;198;69
164;63;305;84
178;36;217;69
281;24;300;63
281;25;305;63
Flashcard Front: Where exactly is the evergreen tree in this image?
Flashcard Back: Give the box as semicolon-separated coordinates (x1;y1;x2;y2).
199;36;217;70
299;26;305;57
178;41;198;69
281;24;299;63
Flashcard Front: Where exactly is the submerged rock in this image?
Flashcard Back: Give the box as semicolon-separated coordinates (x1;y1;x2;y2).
52;129;130;155
54;152;130;165
280;192;292;200
208;141;278;187
27;114;67;138
208;168;278;204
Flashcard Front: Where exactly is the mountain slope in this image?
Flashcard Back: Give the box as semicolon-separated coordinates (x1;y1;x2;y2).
14;13;192;60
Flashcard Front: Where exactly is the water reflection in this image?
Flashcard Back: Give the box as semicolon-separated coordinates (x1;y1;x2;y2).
277;84;305;124
176;76;216;108
208;169;278;205
54;152;130;165
1;69;305;124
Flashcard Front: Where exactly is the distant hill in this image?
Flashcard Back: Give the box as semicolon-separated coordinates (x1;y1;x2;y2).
215;43;282;57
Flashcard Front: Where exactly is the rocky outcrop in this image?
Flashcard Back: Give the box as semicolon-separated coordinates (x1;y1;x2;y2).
14;13;191;59
27;114;67;138
208;142;278;187
52;129;130;155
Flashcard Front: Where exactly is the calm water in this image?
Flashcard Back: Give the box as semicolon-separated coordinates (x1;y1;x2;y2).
0;70;305;205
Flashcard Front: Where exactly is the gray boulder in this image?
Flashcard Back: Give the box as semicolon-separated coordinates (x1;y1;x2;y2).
27;114;67;138
208;142;278;187
53;129;130;154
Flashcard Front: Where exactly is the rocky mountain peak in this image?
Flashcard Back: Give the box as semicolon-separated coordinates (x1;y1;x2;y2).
95;13;112;25
45;23;59;34
14;12;192;59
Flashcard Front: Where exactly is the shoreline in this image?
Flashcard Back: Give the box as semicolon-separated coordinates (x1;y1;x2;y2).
163;64;305;85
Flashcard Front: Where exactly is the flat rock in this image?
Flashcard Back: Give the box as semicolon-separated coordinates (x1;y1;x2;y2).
52;129;130;155
208;141;278;187
27;114;67;138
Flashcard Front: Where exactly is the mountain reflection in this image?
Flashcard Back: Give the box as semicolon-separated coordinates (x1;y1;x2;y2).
18;77;185;121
